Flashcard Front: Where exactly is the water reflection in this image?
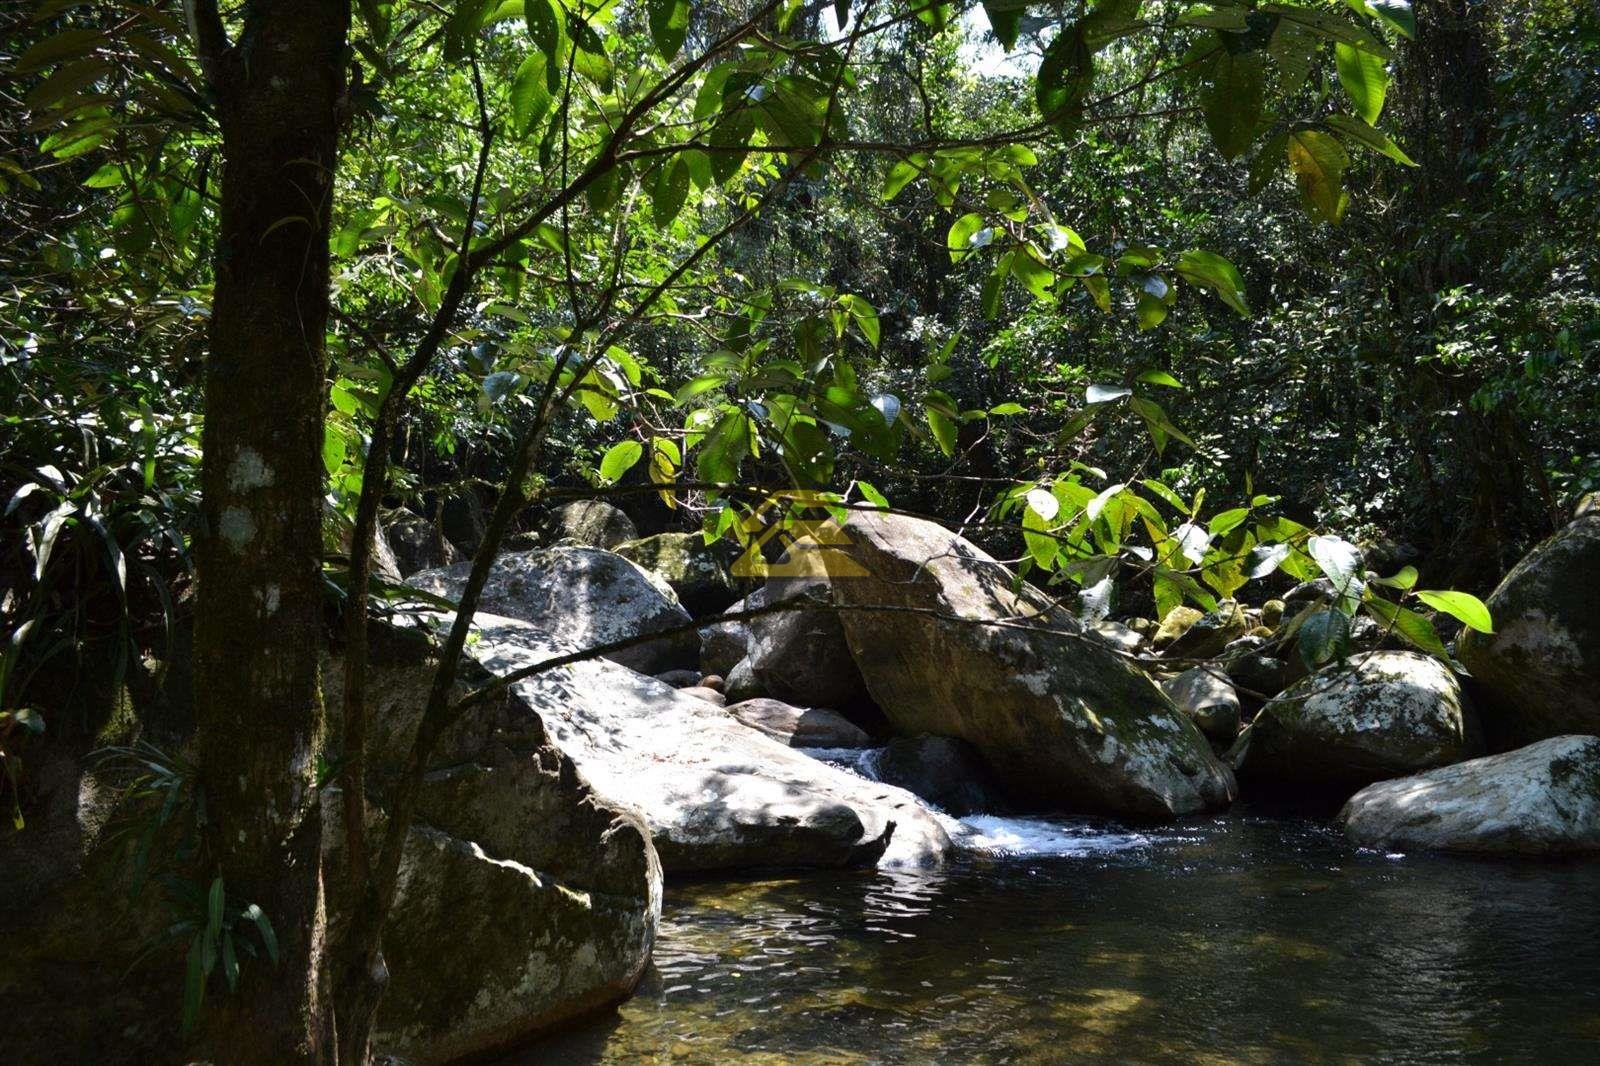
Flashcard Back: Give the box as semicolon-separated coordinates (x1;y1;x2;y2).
515;809;1600;1063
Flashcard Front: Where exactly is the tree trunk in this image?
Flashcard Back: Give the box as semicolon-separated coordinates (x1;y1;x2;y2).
191;2;349;1059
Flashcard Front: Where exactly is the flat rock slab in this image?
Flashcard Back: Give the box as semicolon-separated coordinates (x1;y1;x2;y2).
468;616;954;871
1340;735;1600;856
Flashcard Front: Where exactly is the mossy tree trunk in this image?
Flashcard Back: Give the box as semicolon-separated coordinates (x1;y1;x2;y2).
188;1;349;1059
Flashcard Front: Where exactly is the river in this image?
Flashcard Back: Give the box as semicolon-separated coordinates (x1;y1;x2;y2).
516;804;1600;1063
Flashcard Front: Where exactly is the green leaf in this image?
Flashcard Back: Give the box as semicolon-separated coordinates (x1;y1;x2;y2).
1135;370;1182;388
1286;128;1350;224
855;480;890;510
1036;27;1093;138
989;402;1026;415
841;294;880;348
946;212;990;263
1203;49;1267;161
647;0;690;60
1325;113;1417;166
524;0;562;61
1175;249;1250;316
1359;0;1416;39
1335;42;1387;125
1415;590;1494;634
882;155;926;201
652;156;691;226
1371;564;1418;590
1365;594;1448;657
511;52;553;136
242;903;279;964
1308;533;1364;612
599;440;643;483
1298;608;1351;670
925;400;958;457
983;0;1021;51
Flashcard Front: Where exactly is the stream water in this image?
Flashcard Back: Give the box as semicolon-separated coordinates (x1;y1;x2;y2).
516;803;1600;1064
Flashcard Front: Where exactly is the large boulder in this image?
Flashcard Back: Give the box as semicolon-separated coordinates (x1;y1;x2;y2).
1459;513;1600;744
539;499;637;549
1161;667;1242;744
322;620;661;1063
727;698;873;749
743;574;869;709
324;502;402;583
1230;651;1483;789
699;589;763;675
614;532;739;615
875;734;1008;817
407;546;697;674
463;616;955;871
1339;735;1600;856
385;511;460;576
832;511;1236;819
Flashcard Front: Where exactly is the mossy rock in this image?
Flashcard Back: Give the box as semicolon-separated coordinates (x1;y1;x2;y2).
614;532;740;615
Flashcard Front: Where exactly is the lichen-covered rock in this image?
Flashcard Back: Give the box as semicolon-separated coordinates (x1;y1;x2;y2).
875;734;1008;817
1162;667;1242;743
1459;513;1600;743
1230;651;1483;789
833;511;1236;819
464;616;954;870
614;532;740;615
1089;619;1146;655
728;698;873;749
385;511;460;576
321;619;661;1063
744;573;869;709
407;546;697;674
1152;606;1204;650
1340;735;1600;856
539;499;637;549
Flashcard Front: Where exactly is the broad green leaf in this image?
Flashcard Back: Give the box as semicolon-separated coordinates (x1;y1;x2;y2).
1416;590;1494;634
648;0;690;60
525;0;562;61
1298;608;1351;670
1371;564;1418;590
1036;27;1092;137
1136;369;1182;388
855;480;890;510
1365;594;1448;657
1308;533;1363;612
599;439;643;483
946;212;990;262
1325;113;1417;166
1203;49;1266;161
652;156;691;226
882;155;926;201
1176;249;1250;316
984;0;1021;51
1335;42;1387;124
1287;128;1350;224
510;52;553;136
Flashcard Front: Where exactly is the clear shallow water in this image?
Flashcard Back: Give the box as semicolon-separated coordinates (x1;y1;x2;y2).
516;808;1600;1064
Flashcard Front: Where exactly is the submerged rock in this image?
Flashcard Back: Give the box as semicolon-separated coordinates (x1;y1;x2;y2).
539;499;637;550
727;698;872;749
408;546;697;674
1459;513;1600;743
465;615;954;871
1230;651;1483;789
1340;735;1600;856
614;531;740;615
833;511;1235;819
875;734;1008;817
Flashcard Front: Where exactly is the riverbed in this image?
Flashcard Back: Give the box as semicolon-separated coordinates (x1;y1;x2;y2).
516;806;1600;1063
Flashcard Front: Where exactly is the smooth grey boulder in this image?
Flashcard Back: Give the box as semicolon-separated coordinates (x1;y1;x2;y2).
539;499;637;549
385;511;460;576
464;615;955;871
614;532;740;615
876;734;1007;817
728;698;873;749
1089;619;1146;655
1340;735;1600;856
833;511;1236;819
1459;513;1600;743
408;546;697;674
323;620;661;1063
1230;651;1483;789
1162;667;1242;743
